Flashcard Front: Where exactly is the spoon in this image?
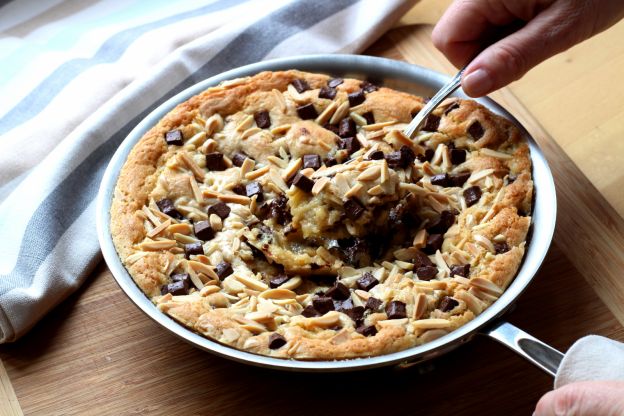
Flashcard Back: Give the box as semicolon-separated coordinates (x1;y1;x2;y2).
403;64;468;139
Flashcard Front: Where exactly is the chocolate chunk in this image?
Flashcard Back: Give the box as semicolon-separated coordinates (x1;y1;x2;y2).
450;264;470;277
171;273;190;284
494;242;510;254
302;154;321;170
164;129;183;146
348;89;365;106
360;81;379;93
292;172;314;193
449;172;471;187
367;150;384;160
362;111;375;125
334;298;353;312
365;296;383;311
430;173;450;187
338;136;360;155
356;324;378;337
312;296;335;314
268;194;291;225
342;238;370;267
296;103;318;120
184;242;203;258
231;153;248;167
450;148;467;165
324;157;337;167
438;296;459;312
205;152;227;171
416;265;438;281
413;250;434;268
356;272;379;291
338;118;357;138
464;186;482;207
232;183;246;195
323;122;340;136
344;198;365;220
291;79;310;93
247;243;266;260
268;333;287;349
254;110;271;129
318;86;337;100
302;305;321;317
468;121;485;139
245;181;264;202
325;282;350;300
422;114;440;131
156;198;183;220
328;77;344;88
193;221;214;241
385;145;416;169
344;306;365;323
208;202;231;221
385;301;407;319
160;280;188;296
444;102;460;115
215;261;233;280
427;210;456;234
423;233;443;254
417;148;435;162
269;274;290;289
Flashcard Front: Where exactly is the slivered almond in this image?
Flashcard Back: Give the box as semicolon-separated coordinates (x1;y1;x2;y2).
315;101;338;125
205;113;224;136
378;318;408;327
299;311;341;329
361;120;398;131
245;165;270;180
235;274;269;291
344;183;363;199
266;155;287;169
413;293;427;320
468;168;495;184
470;287;499;302
413;229;427;248
481;148;513;160
139;239;177;251
281;157;302;181
240;157;256;176
473;234;495;253
311;176;330;195
350;112;368;126
218;194;251;205
329;101;350;124
199;285;220;296
209;214;223;232
271;124;291;135
279;276;302;291
178;151;205;181
412;319;451;329
470;277;503;296
142;206;162;226
202;189;220;199
380;160;389;183
189;261;219;280
186;131;207;147
174;233;199;244
286;84;306;103
357;165;381;182
188;175;204;203
399;183;427;195
147;219;171;238
241;127;261;140
236;115;254;132
272;89;287;113
354;289;371;301
259;289;297;300
367;185;384;196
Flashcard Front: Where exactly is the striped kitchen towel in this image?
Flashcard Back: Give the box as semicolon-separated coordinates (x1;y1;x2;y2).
0;0;417;343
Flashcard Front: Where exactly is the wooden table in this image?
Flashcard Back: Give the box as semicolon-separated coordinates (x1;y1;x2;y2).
2;2;624;415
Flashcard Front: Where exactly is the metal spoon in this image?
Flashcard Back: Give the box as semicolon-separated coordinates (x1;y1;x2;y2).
403;64;468;139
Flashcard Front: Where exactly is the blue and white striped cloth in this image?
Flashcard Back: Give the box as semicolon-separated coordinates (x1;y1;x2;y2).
0;0;416;342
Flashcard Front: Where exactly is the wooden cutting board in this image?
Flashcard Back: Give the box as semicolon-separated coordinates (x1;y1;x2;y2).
2;21;624;416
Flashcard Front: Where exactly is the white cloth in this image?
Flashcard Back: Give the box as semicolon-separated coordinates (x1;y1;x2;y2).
0;0;417;343
555;335;624;388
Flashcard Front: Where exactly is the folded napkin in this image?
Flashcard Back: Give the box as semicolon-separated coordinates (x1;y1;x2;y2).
555;335;624;388
0;0;417;343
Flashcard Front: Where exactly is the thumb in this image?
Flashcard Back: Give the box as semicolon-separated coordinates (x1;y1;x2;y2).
461;1;592;97
534;381;624;416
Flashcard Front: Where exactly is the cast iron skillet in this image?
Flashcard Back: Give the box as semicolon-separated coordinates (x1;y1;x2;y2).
96;55;563;374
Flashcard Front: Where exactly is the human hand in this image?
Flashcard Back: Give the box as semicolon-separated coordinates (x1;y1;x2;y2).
534;381;624;416
431;0;624;97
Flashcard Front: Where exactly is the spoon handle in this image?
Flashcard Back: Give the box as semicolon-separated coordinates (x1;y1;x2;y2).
403;65;468;139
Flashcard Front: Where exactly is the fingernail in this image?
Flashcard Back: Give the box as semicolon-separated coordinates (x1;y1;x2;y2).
462;68;492;97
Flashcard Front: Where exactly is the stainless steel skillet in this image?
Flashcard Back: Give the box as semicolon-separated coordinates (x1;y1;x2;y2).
96;54;562;375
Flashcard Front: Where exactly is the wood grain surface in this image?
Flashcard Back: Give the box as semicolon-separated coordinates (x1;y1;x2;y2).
2;3;624;415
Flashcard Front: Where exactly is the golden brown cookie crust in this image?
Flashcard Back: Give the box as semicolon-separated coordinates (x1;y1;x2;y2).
110;70;532;359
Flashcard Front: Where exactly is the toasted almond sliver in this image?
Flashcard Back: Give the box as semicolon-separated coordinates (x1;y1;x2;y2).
241;127;261;140
413;280;447;290
311;176;330;195
315;101;338;125
281;157;303;181
468;168;495;184
139;239;177;251
300;311;341;329
174;233;199;244
367;184;384;196
266;155;287;169
344;183;363;199
357;165;381;182
354;289;371;301
235;274;269;291
378;318;408;327
413;229;427;248
272;89;287;113
413;319;451;330
329;101;350;125
218;194;251;205
209;214;223;232
245;165;270;180
350;112;368;126
142;206;162;226
202;189;220;199
399;183;427;195
470;277;503;296
205;113;224;136
271;124;291;135
189;261;219;280
178;151;205;181
236;114;254;132
259;289;297;300
481;148;513;160
147;219;171;238
473;234;495;253
199;285;220;296
240;156;256;176
413;293;427;320
188;175;204;203
361;120;397;131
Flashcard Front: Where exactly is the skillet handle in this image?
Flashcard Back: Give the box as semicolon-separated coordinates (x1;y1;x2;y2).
483;321;564;377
